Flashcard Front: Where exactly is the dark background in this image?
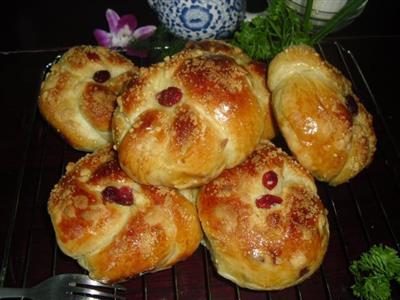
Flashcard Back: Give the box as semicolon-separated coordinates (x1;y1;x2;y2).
1;0;399;52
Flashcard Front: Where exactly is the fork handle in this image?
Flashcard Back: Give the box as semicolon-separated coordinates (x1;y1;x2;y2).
0;287;32;298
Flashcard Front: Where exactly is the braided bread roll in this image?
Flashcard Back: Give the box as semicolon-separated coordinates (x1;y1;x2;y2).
268;44;376;185
185;40;277;140
48;147;202;283
113;40;275;189
198;141;329;290
39;46;138;151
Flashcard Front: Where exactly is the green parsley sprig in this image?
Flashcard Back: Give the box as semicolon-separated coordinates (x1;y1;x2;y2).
350;244;400;300
232;0;312;61
232;0;367;61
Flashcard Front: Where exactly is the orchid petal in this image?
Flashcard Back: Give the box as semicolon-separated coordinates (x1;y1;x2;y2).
106;9;120;34
93;29;112;47
117;14;138;32
133;25;157;40
111;25;135;48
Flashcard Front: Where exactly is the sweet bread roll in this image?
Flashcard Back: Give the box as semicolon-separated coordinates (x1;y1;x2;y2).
113;41;274;189
198;141;329;290
39;45;138;152
268;44;376;185
185;39;251;65
185;40;277;140
48;147;202;283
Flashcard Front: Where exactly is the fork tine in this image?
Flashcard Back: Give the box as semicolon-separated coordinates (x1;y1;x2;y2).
70;286;125;300
72;296;125;300
69;274;127;292
72;297;106;300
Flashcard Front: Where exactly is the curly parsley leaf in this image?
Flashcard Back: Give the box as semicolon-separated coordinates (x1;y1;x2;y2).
232;0;366;61
232;0;312;61
350;244;400;300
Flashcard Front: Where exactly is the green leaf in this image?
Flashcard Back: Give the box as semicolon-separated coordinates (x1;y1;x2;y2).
130;26;187;63
352;275;391;300
231;0;367;61
303;0;314;33
349;244;400;300
310;0;366;44
359;245;400;277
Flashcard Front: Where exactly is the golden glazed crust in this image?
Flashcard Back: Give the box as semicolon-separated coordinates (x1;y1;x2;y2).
185;40;277;140
113;40;275;189
198;141;329;290
39;45;138;152
48;147;202;283
268;44;376;185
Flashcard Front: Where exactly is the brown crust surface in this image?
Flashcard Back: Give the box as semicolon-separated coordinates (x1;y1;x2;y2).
198;141;329;290
39;45;138;152
113;40;275;189
48;147;202;283
268;44;376;185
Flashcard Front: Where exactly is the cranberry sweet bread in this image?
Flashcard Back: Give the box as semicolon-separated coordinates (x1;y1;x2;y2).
48;147;202;283
113;41;275;189
39;45;138;152
268;44;376;185
185;39;277;140
198;141;329;290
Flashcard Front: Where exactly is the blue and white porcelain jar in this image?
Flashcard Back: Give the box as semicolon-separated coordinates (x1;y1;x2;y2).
148;0;246;40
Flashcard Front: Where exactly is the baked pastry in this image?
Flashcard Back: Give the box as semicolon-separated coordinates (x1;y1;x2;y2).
198;141;329;290
39;45;138;152
113;41;275;189
268;44;376;185
185;39;277;140
48;147;202;283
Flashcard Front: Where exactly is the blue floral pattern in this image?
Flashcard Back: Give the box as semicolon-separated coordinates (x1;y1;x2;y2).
148;0;245;40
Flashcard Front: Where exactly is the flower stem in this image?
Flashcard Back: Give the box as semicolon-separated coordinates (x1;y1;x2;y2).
303;0;314;33
310;0;366;44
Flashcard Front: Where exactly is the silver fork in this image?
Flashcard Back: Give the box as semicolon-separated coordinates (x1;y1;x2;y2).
0;273;126;299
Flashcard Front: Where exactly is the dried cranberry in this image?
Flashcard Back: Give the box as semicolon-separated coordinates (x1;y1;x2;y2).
255;194;282;209
102;186;134;206
86;52;100;61
345;95;358;115
93;70;111;83
156;87;182;106
262;170;278;190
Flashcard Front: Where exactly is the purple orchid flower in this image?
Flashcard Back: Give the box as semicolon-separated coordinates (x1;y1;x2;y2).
94;9;156;57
